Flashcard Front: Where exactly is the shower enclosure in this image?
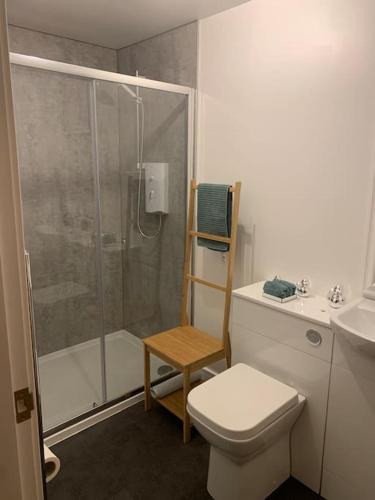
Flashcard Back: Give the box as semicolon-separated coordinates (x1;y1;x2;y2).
10;53;194;431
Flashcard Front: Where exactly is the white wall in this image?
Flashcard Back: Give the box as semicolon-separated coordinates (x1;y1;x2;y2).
195;0;375;337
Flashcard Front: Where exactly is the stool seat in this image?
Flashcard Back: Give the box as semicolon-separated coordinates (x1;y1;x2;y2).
144;325;225;371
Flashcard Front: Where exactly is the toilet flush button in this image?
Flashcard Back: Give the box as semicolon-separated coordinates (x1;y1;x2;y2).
306;329;322;346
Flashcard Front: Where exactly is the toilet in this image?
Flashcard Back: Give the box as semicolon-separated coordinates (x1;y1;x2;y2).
187;363;305;500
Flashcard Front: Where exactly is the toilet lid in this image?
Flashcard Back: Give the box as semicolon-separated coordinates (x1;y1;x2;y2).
187;363;299;441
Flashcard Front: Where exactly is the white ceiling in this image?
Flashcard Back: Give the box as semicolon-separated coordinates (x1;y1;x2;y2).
7;0;249;49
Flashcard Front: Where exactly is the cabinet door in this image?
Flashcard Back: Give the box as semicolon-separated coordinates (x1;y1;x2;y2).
231;322;331;493
322;331;375;500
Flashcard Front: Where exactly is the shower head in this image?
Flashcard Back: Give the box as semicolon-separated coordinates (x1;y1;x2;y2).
120;83;143;103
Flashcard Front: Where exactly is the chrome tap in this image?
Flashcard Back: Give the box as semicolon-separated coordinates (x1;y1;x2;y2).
296;278;311;297
327;285;345;308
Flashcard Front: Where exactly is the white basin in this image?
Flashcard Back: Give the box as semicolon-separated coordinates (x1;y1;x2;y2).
331;298;375;353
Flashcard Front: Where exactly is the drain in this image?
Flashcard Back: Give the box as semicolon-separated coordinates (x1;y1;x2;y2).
157;364;173;376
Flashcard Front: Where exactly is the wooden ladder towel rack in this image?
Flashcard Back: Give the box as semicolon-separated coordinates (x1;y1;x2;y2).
143;179;241;443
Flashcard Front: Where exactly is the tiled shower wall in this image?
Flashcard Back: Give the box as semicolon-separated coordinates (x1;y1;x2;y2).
9;23;197;353
8;25;117;71
117;23;197;338
9;26;122;355
117;23;198;87
118;88;188;338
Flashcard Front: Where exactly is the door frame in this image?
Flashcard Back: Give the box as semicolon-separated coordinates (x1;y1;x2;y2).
0;2;44;498
364;172;375;289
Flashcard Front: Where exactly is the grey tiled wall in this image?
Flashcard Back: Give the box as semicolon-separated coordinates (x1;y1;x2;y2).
95;82;124;336
9;27;120;356
118;88;188;339
11;65;103;355
117;22;198;87
116;22;197;339
10;23;196;354
8;25;117;72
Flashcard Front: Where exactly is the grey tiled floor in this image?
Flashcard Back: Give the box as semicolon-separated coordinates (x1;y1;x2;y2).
47;402;322;500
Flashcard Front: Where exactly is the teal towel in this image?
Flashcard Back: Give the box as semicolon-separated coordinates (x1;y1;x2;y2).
264;281;289;299
197;183;232;252
277;279;296;296
263;279;296;299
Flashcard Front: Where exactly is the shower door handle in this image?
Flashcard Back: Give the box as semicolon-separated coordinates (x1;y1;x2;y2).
25;250;33;292
24;251;46;485
24;250;37;348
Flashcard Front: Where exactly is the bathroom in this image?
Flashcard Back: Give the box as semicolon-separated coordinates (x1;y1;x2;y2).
0;0;375;499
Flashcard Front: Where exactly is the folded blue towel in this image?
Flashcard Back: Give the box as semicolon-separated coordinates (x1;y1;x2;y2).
264;281;289;299
197;183;232;252
263;278;296;299
277;279;296;296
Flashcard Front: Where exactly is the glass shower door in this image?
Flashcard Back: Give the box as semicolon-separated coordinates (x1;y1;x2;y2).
11;66;106;430
11;60;191;430
95;80;188;402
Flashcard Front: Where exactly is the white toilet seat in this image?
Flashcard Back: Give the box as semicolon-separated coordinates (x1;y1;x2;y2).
187;363;299;441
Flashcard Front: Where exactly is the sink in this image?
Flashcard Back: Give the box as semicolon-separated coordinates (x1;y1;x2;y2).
331;298;375;352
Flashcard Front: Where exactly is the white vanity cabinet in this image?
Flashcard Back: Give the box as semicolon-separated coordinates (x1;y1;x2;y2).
321;326;375;500
231;282;333;493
